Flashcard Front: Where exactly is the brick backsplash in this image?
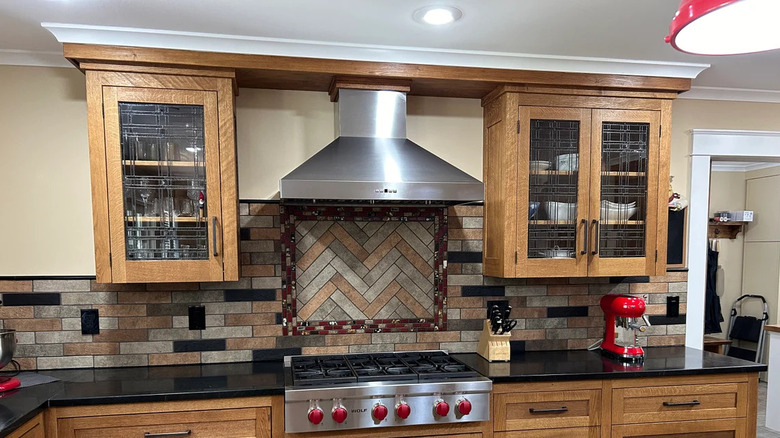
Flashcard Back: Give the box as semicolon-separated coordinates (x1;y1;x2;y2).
0;203;687;370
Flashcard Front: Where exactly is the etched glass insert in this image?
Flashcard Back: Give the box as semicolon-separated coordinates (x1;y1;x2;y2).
119;103;208;260
527;119;580;259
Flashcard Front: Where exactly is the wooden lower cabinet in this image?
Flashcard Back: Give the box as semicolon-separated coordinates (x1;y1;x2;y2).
6;413;45;438
48;396;277;438
492;373;758;438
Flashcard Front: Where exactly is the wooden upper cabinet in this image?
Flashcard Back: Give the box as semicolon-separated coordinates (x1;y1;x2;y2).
482;88;671;278
85;68;239;283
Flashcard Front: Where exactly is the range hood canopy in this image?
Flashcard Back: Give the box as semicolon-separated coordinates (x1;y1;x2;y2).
279;81;483;203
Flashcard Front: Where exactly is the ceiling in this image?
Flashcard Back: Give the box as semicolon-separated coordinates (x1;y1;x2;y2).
3;0;780;101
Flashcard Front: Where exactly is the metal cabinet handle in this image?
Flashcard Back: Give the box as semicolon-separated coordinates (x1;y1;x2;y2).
591;219;600;255
144;431;192;438
211;216;218;256
580;219;589;255
529;406;568;414
663;400;700;407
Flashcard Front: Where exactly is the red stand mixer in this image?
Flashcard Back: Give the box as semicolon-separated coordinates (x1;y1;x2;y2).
0;329;21;392
599;295;651;363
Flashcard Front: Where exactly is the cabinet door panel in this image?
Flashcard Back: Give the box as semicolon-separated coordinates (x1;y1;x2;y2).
611;418;745;438
102;86;225;282
516;106;591;277
588;109;660;276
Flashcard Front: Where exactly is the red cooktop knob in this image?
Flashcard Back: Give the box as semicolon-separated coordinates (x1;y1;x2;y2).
373;404;388;421
396;403;411;419
308;407;324;425
435;400;450;417
332;406;348;424
457;399;472;415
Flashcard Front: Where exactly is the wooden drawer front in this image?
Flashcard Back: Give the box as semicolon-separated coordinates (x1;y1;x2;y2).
494;390;600;431
7;413;44;438
495;427;599;438
60;407;261;438
612;418;746;438
612;382;745;424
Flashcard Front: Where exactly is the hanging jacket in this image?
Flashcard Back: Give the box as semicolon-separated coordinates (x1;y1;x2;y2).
704;247;724;334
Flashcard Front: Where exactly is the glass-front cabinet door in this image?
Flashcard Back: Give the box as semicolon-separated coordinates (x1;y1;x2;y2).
588;109;660;276
516;107;591;277
102;87;225;282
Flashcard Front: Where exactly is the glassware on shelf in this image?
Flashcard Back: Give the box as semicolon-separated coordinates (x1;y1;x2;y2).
138;179;155;216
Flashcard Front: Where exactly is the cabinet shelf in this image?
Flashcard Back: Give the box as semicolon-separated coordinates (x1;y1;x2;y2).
529;220;576;225
122;160;204;168
126;216;204;223
602;220;645;225
708;221;747;239
530;170;577;176
601;171;646;177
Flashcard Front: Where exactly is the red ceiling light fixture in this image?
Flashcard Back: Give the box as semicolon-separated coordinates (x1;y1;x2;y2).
665;0;780;55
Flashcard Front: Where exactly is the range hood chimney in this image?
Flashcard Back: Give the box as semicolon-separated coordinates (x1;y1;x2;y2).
279;79;484;203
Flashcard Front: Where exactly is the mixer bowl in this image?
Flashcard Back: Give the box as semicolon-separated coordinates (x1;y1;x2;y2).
0;330;17;370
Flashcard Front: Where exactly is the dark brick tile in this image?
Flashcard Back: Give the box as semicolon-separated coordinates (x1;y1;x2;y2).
225;289;276;302
547;306;589;318
610;276;650;284
447;319;483;331
648;314;687;325
275;313;283;324
510;340;526;355
1;293;60;306
240;228;251;240
148;303;189;316
462;286;505;297
173;339;226;352
448;252;483;263
253;347;301;362
276;335;325;348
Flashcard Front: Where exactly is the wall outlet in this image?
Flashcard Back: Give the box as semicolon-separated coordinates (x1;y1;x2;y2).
81;309;100;335
189;305;206;330
487;300;509;319
667;296;680;318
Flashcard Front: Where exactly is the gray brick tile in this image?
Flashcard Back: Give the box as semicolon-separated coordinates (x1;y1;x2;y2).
201;350;252;363
200;278;253;290
461;217;484;229
15;332;35;344
329;241;369;277
240;215;274;228
329;290;367;320
36;331;92;344
526;318;567;329
201;326;252;339
61;292;117;305
395;256;433;293
527;296;567;307
349;344;393;353
405;221;434;244
484;277;525;286
669;282;688;293
372;332;416;344
252;277;282;289
505;286;546;296
149;328;201;341
373;297;401;319
37;356;94;370
33;279;90;292
95;355;149;368
460;331;482;342
364;264;401;302
297;248;336;289
545;328;588;339
240;240;275;252
298;264;338;303
462;263;483;274
16;344;63;357
362;222;398;253
447;275;483;286
34;306;81;318
120;341;173;354
397;223;432;256
362;249;401;288
205;302;252;314
250;253;282;265
172;290;224;303
308;298;337;321
340;222;369;245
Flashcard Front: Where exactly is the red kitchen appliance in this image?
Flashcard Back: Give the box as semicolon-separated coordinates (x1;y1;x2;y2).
0;329;21;392
600;295;651;363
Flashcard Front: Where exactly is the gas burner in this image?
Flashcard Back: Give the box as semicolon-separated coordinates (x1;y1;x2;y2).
385;366;411;375
443;364;467;372
412;364;436;373
325;369;352;378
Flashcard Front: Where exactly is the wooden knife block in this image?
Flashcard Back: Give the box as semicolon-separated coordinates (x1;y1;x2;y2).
477;319;511;362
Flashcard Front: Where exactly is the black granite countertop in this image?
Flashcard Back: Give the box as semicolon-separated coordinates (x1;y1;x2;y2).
452;346;767;382
0;347;767;437
0;361;285;437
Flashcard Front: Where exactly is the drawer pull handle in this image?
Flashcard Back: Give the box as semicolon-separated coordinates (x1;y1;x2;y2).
529;407;568;414
663;400;700;407
144;431;192;437
212;216;218;256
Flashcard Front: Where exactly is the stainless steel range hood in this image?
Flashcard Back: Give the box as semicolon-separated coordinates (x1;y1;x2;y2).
279;89;483;202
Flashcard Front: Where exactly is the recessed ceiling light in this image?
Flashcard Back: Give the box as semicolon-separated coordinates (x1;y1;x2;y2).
413;6;462;26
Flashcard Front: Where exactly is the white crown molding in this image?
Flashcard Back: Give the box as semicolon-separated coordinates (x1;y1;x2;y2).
711;161;780;172
40;23;710;79
0;49;71;68
680;86;780;103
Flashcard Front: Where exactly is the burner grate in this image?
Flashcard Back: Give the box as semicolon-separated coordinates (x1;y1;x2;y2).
290;351;479;386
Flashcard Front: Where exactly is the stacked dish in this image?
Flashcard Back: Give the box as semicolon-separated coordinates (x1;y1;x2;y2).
529;201;540;219
545;201;577;221
600;200;637;221
538;247;574;259
530;160;551;172
554;153;578;171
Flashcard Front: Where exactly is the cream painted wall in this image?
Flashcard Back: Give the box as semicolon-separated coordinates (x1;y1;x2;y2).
670;99;780;199
235;91;483;199
4;64;780;276
708;171;746;334
0;66;93;276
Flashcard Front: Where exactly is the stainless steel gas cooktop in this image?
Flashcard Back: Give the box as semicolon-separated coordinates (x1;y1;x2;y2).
283;351;492;433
